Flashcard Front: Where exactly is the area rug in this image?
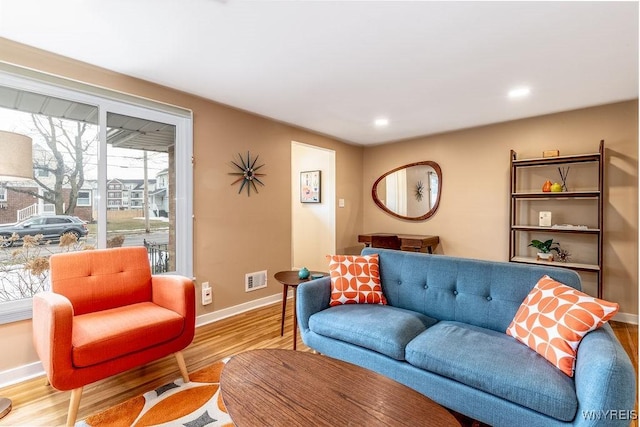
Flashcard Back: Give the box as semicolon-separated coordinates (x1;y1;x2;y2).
76;359;233;427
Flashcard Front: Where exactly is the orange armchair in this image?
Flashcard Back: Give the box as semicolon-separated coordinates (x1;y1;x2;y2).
32;247;195;427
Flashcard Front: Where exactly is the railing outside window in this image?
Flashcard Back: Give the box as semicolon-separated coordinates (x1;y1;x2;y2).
144;239;170;274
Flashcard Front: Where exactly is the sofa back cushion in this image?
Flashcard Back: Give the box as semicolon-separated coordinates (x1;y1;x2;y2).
361;248;582;333
50;247;153;316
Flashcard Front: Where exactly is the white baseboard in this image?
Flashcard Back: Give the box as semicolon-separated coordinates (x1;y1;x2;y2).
195;292;285;327
613;312;638;325
1;302;635;389
0;361;44;389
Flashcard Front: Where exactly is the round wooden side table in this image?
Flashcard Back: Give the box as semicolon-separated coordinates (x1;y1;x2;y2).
274;270;326;350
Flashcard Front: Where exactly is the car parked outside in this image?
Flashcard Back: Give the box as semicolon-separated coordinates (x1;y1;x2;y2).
0;215;89;247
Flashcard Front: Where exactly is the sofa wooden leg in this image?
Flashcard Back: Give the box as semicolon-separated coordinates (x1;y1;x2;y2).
175;351;189;383
66;387;83;427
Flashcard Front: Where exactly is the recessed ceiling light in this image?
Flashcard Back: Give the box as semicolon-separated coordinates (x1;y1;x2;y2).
508;87;531;99
374;118;389;127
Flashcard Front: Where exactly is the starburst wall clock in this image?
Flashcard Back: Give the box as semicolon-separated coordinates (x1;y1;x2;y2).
229;151;266;196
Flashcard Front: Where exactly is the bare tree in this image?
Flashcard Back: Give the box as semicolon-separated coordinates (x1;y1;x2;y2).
0;233;92;302
11;115;95;215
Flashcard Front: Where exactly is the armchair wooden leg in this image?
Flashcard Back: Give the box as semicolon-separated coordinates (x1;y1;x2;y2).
175;351;189;383
66;387;83;427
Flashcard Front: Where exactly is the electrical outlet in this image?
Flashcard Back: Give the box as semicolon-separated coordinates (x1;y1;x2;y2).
202;282;212;305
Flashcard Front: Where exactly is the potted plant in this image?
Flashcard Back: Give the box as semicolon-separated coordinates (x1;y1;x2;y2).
528;239;560;261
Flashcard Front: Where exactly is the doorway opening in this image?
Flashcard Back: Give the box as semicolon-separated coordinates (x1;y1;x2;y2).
291;142;335;271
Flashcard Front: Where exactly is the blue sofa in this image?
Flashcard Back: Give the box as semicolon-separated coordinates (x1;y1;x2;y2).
297;248;636;426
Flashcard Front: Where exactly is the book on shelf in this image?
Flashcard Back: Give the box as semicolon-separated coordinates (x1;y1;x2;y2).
551;224;588;230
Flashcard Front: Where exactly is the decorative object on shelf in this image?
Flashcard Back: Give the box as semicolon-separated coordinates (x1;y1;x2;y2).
556;247;571;263
543;150;560;158
298;267;310;279
229;151;266;196
529;239;560;261
300;170;321;203
551;224;588;230
550;182;563;192
542;180;552;192
414;180;425;201
558;166;570;192
539;211;552;227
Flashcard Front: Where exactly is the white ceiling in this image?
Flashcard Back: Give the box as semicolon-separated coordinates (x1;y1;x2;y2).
0;1;637;146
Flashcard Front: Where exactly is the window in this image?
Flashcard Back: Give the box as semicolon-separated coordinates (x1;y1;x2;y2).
23;217;45;226
45;217;70;225
0;187;6;202
0;66;193;323
77;190;91;207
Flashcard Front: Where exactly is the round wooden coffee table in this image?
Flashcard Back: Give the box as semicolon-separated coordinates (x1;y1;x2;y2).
220;349;461;426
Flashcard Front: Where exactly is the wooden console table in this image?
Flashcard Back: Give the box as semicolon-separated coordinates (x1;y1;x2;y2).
358;233;440;254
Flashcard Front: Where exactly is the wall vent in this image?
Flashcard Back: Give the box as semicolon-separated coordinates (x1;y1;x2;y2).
245;270;267;292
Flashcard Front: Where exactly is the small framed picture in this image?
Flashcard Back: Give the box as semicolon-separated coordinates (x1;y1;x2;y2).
300;170;321;203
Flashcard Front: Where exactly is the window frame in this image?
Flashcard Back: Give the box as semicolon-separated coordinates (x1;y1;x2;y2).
76;190;92;207
0;66;193;324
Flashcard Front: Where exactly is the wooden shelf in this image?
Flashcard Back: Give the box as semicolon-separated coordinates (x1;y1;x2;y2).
511;152;600;167
510;256;600;272
512;191;600;199
509;141;604;298
511;225;600;234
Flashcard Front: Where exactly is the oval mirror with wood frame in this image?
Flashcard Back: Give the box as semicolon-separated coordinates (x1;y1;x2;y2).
372;161;442;221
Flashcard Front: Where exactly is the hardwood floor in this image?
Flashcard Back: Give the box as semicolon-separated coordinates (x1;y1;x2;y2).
0;304;636;426
610;321;639;427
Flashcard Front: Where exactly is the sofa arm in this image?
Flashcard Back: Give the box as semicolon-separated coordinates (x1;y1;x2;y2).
296;276;331;332
151;274;195;319
573;324;636;426
32;292;75;388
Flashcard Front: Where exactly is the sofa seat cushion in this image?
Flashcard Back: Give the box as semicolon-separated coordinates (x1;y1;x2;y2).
72;302;185;368
405;321;577;421
309;304;437;360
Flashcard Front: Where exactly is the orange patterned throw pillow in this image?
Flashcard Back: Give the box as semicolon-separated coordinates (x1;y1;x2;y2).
328;254;387;306
506;275;619;377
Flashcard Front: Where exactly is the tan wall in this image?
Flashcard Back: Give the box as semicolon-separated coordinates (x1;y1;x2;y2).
363;100;638;315
0;38;636;376
0;38;364;372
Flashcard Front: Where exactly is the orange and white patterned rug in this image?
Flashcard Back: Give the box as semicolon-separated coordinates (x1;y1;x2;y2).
76;359;233;427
